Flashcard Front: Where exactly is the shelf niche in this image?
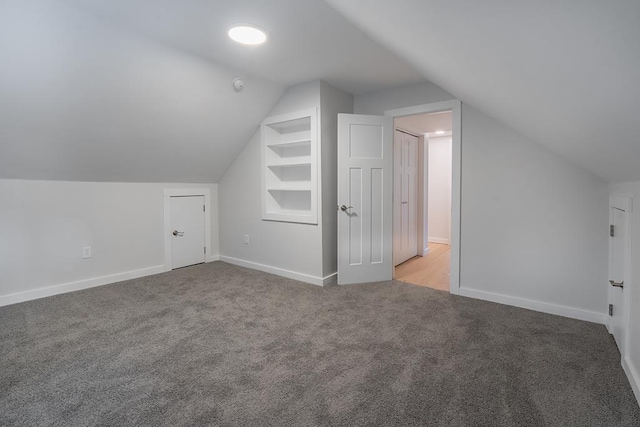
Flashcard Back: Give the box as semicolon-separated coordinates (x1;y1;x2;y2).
261;108;318;224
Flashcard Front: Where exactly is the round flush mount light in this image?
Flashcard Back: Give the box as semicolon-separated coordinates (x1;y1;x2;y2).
228;24;267;45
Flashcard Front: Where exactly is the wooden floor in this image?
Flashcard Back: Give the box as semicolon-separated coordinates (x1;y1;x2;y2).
394;243;450;291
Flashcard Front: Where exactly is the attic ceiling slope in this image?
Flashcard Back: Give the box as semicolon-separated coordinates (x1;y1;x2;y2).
325;0;640;183
0;0;284;183
63;0;427;95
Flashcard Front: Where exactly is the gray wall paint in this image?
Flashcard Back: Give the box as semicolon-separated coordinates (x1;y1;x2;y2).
0;1;283;183
219;81;352;280
355;82;609;317
354;82;454;116
320;82;354;277
0;180;219;301
219;82;324;278
460;105;608;313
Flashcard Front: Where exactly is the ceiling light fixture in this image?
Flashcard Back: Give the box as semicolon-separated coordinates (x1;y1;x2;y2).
228;24;267;45
435;130;446;135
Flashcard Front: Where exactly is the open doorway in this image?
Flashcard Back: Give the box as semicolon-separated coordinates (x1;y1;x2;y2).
392;111;453;291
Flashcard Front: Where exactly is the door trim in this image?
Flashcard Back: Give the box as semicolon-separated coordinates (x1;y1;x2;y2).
163;188;212;271
385;100;462;295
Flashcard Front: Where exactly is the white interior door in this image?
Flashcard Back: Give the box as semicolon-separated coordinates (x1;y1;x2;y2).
393;130;418;266
337;113;393;285
170;195;205;269
609;201;630;353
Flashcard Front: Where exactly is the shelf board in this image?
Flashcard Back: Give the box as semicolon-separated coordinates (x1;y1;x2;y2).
267;161;311;169
265;209;313;216
267;139;311;149
267;187;311;192
266;117;311;134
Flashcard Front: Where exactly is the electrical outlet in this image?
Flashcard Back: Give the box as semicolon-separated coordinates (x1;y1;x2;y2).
244;234;250;245
82;246;92;259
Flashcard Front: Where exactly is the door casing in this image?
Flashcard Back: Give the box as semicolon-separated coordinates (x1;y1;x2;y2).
608;195;633;356
386;100;462;294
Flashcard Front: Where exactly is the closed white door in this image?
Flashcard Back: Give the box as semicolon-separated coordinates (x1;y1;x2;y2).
337;113;393;285
170;195;205;269
609;200;630;353
393;130;418;266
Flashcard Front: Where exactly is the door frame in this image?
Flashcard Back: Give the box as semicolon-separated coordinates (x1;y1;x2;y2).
163;188;212;271
385;100;462;294
607;195;633;353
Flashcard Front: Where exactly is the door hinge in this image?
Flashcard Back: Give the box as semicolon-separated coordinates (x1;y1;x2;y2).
203;205;206;212
610;224;614;237
204;247;206;254
609;304;613;316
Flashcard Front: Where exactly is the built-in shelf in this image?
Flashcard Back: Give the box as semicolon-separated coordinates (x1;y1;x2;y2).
267;161;312;168
262;108;318;224
267;139;311;148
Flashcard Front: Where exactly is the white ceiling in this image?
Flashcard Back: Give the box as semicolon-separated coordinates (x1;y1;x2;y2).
0;0;284;183
324;0;640;183
63;0;426;95
395;112;452;136
3;1;639;184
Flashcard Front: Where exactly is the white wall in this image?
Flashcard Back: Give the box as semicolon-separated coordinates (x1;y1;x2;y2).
219;82;325;282
219;81;352;284
0;179;219;306
355;81;609;323
427;136;452;244
609;181;640;404
320;82;354;277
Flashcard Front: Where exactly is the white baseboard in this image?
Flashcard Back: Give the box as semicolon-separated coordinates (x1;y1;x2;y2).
219;255;332;286
207;254;220;263
622;357;640;406
421;247;430;256
0;265;165;308
457;287;607;324
428;237;450;244
322;272;338;285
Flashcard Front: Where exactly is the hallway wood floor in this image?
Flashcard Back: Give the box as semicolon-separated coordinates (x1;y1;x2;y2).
394;243;450;291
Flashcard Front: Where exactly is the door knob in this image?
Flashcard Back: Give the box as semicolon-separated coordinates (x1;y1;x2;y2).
340;205;353;212
609;280;624;289
172;230;184;237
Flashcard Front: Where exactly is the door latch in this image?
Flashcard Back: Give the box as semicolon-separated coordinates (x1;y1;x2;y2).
609;280;624;289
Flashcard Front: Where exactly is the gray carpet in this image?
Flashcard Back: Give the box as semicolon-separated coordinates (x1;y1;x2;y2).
1;262;638;426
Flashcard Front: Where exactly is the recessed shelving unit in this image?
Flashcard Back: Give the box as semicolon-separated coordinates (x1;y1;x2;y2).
261;108;318;224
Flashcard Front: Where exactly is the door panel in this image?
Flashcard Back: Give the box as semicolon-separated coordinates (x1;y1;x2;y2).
349;168;362;265
338;114;393;285
170;195;205;269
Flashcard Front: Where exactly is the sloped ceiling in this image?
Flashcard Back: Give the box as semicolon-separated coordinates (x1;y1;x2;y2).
6;1;635;184
0;1;284;183
325;0;640;183
63;0;426;95
0;0;425;183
